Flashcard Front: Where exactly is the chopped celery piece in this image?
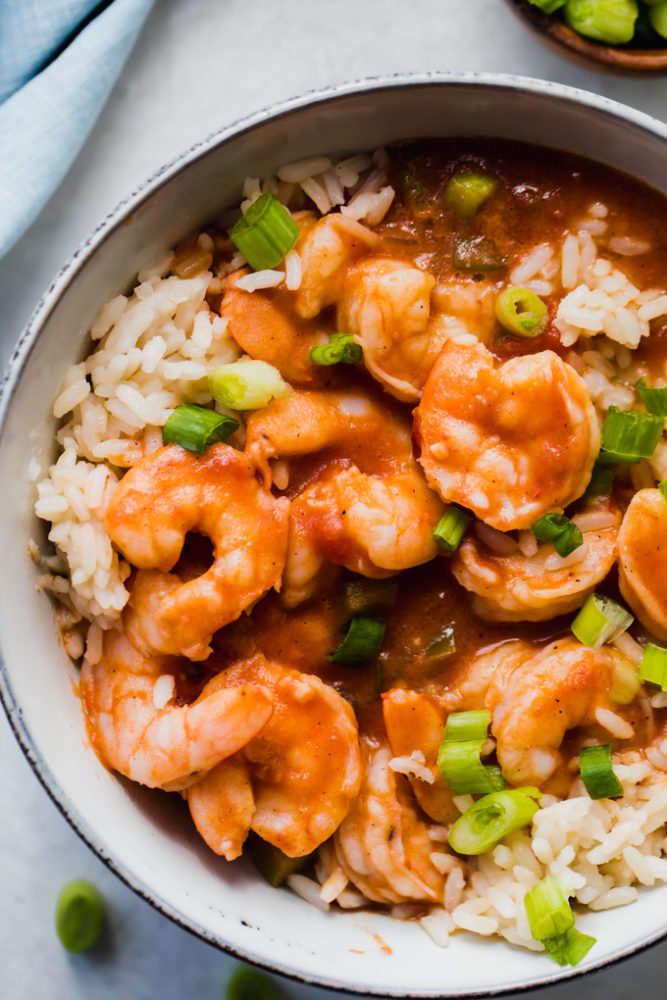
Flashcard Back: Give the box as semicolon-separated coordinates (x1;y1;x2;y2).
444;171;498;220
564;0;639;44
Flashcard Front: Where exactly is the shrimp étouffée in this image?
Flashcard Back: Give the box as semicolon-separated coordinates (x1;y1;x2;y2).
187;654;362;858
105;443;290;659
415;340;600;531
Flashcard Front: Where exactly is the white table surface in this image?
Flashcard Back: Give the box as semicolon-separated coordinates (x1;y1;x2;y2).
2;2;667;997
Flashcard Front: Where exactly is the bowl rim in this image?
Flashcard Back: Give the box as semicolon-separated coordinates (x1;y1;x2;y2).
2;71;667;997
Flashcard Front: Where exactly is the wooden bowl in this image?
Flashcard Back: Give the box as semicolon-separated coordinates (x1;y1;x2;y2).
504;0;667;74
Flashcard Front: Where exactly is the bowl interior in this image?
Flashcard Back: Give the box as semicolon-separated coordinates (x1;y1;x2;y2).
2;76;667;997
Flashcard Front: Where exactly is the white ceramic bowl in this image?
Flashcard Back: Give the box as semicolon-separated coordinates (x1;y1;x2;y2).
2;74;667;997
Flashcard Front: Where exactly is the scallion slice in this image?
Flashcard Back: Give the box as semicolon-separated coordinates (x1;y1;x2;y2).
437;740;506;795
650;3;667;39
162;404;239;454
55;879;105;953
599;405;664;463
526;0;566;10
433;507;472;552
444;171;498;220
639;642;667;689
495;287;548;339
208;359;291;410
448;788;540;856
583;461;616;501
564;0;639;45
444;710;490;742
531;513;583;557
659;480;667;503
544;927;596;966
571;593;633;648
229;193;299;271
438;710;505;796
327;616;386;667
226;964;279;1000
525;876;574;942
310;333;362;366
579;744;623;800
636;377;667;417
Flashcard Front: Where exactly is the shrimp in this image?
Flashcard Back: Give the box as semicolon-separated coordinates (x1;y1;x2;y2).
186;654;362;858
431;277;501;346
618;488;667;641
219;270;324;386
104;443;290;659
333;739;445;904
245;388;445;604
382;688;458;824
80;627;273;792
451;496;621;622
337;257;438;401
292;213;381;319
483;638;617;787
414;340;600;531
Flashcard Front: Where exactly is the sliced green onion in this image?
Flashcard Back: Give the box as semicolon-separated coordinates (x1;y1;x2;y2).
583;461;616;501
247;833;310;887
579;744;623;800
495;287;548;339
610;653;640;704
226;963;279;1000
342;577;398;618
599;405;664;463
229;193;299;271
433;507;472;552
650;2;667;38
526;0;567;10
448;788;540;856
639;642;667;689
444;171;498;220
437;740;506;795
438;710;505;795
452;235;506;273
327;616;386;667
55;879;105;953
564;0;639;45
424;624;457;659
162;404;239;454
543;926;596;966
310;333;362;366
444;710;490;742
636;377;667;417
208;359;291;410
659;480;667;503
531;513;583;558
525;876;574;942
571;593;633;648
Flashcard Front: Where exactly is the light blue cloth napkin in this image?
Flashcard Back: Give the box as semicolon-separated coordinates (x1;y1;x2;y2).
0;0;154;259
